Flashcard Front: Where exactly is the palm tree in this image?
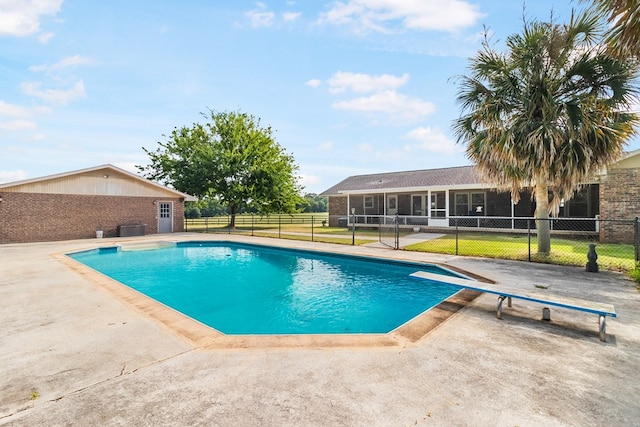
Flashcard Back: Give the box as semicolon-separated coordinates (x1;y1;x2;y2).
583;0;640;59
453;11;639;254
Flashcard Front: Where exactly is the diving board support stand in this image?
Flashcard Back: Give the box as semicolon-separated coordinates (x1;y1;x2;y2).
409;271;616;342
497;295;514;319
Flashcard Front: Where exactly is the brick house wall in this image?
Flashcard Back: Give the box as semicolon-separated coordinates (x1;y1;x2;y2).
328;196;347;227
0;192;185;244
599;168;640;244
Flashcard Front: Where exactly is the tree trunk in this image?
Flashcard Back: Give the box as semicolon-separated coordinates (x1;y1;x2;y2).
229;205;236;229
535;179;551;254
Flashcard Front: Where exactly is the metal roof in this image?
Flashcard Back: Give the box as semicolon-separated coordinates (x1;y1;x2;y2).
320;150;640;196
320;165;482;196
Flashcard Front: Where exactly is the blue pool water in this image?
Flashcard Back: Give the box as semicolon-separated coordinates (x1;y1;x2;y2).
69;242;462;335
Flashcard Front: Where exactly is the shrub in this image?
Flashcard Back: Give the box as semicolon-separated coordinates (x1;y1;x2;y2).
185;206;201;219
629;264;640;285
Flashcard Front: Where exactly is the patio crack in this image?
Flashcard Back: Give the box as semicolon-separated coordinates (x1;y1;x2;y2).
0;348;197;421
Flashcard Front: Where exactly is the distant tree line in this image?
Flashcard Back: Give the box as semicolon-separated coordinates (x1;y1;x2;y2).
298;193;328;213
185;193;327;218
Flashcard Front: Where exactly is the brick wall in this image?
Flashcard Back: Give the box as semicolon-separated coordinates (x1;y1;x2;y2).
0;192;185;244
328;196;347;227
172;199;185;233
599;168;640;244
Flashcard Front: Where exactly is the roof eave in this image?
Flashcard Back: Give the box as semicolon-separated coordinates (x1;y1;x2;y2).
0;164;198;201
336;183;489;194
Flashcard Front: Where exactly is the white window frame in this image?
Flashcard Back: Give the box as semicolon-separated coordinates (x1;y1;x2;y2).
364;195;374;209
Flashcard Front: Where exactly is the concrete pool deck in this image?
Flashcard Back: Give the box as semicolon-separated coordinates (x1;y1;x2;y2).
1;233;639;425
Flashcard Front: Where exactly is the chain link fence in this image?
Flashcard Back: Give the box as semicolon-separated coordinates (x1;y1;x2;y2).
185;214;639;271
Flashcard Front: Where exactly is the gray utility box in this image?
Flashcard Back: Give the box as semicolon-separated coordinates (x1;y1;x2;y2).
118;224;146;237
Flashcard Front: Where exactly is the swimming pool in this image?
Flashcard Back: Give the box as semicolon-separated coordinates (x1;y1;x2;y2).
68;241;463;335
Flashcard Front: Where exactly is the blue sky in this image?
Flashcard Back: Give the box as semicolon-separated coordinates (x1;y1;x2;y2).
1;0;638;194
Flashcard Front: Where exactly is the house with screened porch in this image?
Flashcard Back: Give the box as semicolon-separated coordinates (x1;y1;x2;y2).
320;150;640;244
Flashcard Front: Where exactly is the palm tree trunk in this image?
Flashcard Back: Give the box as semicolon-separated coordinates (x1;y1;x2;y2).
535;179;551;254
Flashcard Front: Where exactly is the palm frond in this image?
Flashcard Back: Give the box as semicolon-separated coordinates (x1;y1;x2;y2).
453;10;640;215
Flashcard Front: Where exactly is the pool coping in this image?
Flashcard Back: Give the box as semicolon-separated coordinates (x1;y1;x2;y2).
55;235;489;349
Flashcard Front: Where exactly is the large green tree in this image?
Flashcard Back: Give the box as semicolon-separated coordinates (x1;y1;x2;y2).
453;11;639;253
140;110;303;227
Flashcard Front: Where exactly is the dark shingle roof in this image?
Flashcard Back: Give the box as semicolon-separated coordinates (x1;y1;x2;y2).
320;165;481;196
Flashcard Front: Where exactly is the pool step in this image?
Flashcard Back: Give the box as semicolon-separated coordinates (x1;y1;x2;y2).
120;241;175;251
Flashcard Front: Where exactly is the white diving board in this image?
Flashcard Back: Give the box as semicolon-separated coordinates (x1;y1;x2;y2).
410;271;616;342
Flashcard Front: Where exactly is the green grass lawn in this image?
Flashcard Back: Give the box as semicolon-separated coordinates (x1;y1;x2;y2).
249;231;373;246
185;214;376;246
404;233;636;271
185;216;637;272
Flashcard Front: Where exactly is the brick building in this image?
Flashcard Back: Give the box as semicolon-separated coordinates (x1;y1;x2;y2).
0;164;196;244
598;151;640;243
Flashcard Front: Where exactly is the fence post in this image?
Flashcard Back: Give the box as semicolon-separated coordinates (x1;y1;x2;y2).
251;214;254;236
635;217;640;262
351;211;356;245
205;216;209;233
311;215;314;242
278;215;281;239
455;218;459;255
395;213;399;250
527;218;531;262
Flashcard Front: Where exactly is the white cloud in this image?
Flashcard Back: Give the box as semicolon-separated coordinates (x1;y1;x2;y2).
298;163;372;193
32;105;52;115
0;0;62;37
0;101;52;133
318;141;333;151
328;71;409;94
0;101;31;117
318;71;435;124
333;90;435;123
405;126;461;154
113;162;141;174
20;80;86;105
0;169;28;183
357;143;373;152
38;31;54;43
318;0;483;33
298;173;321;191
283;11;301;22
246;3;275;28
0;119;37;130
319;1;366;27
30;55;93;73
28;132;46;141
305;78;322;88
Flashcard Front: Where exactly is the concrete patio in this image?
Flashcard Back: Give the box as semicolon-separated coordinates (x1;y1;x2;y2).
1;233;639;426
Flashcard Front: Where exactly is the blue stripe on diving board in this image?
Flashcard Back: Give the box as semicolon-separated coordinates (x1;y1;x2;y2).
409;271;616;318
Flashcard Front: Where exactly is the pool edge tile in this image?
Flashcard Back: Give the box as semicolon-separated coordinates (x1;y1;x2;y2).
53;237;487;349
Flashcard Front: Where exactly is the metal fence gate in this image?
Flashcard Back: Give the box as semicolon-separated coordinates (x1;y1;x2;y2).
378;215;399;249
